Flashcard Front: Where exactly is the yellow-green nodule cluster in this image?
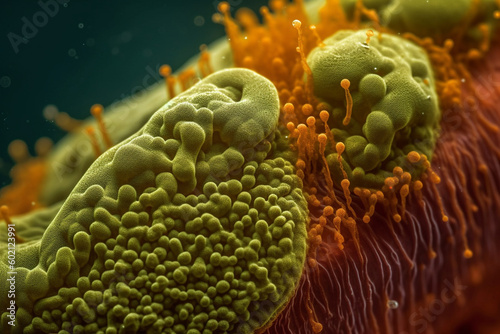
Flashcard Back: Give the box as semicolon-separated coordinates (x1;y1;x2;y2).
340;0;475;38
307;29;440;189
0;68;308;334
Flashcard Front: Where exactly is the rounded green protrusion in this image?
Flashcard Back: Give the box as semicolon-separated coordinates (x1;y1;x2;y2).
307;29;440;188
340;0;473;38
0;68;308;334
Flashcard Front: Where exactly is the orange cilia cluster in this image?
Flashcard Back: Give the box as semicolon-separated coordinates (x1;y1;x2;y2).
216;0;448;258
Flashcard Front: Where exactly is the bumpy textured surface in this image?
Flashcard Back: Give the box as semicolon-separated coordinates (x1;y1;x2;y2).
340;0;474;38
307;29;440;188
0;68;308;334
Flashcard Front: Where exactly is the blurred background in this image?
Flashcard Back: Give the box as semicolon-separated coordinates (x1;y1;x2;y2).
0;0;269;187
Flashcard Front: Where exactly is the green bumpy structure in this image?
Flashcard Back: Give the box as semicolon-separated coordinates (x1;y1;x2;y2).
340;0;498;43
0;68;308;334
307;29;440;189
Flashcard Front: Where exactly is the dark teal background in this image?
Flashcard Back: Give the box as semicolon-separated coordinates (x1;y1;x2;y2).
0;0;268;188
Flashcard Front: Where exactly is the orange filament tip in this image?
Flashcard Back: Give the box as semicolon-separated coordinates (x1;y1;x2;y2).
0;205;12;224
463;249;473;258
90;104;113;149
319;110;329;122
336;142;345;154
365;29;374;44
494;10;500;19
393;214;401;222
363;215;370;223
407;151;421;163
341;179;350;188
393;166;403;177
444;39;454;51
292;19;302;29
218;1;230;14
1;206;25;243
340;78;350;89
302;104;313;116
8;139;30;163
442;215;449;222
90;104;103;117
159;64;171;77
297;123;307;132
296;159;306;170
312;323;323;333
414;180;423;191
284;103;295;113
318;133;327;143
323;206;334;216
306;116;316;127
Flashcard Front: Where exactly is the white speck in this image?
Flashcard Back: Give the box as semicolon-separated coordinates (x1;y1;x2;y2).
360;42;370;49
387;300;399;309
461;78;466;83
426;95;431;100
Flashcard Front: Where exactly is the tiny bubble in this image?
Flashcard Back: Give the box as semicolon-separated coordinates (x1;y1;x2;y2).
68;48;77;57
63;2;68;7
387;300;399;309
194;15;205;26
0;76;11;88
78;23;84;29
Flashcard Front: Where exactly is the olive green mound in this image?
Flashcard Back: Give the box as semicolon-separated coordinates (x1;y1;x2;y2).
340;0;474;38
0;68;308;334
307;29;440;189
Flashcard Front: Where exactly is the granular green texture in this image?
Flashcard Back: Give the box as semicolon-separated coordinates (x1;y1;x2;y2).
0;68;308;334
340;0;473;38
307;29;440;189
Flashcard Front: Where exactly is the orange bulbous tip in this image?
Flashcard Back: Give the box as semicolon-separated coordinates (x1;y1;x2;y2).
284;102;295;114
319;110;329;123
464;249;473;258
159;64;171;77
340;78;350;90
90;104;103;117
8;139;30;163
336;142;345;155
318;133;327;144
302;104;313;116
218;1;230;14
323;206;334;216
306;116;316;127
407;151;421;163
